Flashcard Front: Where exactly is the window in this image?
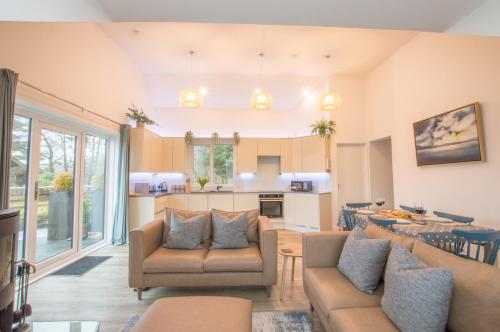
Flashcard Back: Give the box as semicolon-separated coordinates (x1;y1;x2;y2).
192;142;233;185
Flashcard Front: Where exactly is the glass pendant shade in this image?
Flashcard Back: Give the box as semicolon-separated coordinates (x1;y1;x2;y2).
320;92;341;111
179;88;202;108
251;90;273;110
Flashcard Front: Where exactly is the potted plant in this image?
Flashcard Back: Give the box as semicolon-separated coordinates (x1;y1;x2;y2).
233;132;240;145
196;177;209;192
310;119;336;138
185;131;194;145
126;104;158;128
47;172;74;240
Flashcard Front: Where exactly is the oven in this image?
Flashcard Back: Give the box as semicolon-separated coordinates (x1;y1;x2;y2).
259;193;284;218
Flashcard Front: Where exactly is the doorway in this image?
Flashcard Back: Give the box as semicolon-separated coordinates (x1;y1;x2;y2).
368;137;395;209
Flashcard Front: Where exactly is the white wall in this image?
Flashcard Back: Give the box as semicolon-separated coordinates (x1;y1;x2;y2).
0;22;151;124
365;32;500;229
369;138;395;209
447;0;500;37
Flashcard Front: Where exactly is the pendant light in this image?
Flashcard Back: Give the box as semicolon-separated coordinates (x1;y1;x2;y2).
179;51;202;109
251;53;273;110
320;55;341;111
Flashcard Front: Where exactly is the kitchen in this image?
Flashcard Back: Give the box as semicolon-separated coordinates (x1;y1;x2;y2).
128;127;332;231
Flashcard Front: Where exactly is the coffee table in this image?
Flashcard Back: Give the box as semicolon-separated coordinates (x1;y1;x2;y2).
279;244;303;301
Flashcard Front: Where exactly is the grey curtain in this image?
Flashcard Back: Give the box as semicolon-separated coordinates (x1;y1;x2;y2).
0;69;18;210
112;124;131;245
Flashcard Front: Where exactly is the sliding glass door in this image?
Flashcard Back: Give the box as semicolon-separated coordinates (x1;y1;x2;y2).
9;109;110;271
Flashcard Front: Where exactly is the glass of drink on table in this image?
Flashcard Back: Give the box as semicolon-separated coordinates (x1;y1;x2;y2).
415;202;425;216
376;197;385;210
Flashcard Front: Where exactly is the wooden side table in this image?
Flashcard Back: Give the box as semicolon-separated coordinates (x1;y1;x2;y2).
279;244;303;301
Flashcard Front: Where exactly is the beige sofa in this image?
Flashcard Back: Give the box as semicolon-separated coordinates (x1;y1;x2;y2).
303;224;500;332
129;215;277;300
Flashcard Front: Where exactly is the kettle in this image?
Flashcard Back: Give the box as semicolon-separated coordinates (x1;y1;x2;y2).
158;182;168;191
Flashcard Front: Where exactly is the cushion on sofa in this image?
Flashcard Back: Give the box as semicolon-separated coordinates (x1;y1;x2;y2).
338;227;390;294
365;223;415;250
412;240;500;332
164;212;207;249
211;211;249;249
163;208;212;244
329;307;399;332
304;267;383;318
212;208;260;242
143;247;208;273
204;244;263;272
382;243;453;332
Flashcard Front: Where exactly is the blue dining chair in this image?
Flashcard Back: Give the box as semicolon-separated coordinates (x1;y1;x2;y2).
368;215;397;231
342;209;357;231
346;202;372;210
434;211;474;224
400;205;427;215
452;229;500;265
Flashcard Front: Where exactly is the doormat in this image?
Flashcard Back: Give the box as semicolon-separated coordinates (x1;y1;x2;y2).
121;311;314;332
50;256;111;276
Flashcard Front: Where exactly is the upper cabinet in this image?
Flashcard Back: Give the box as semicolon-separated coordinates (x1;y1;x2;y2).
172;138;187;173
236;138;258;173
280;139;294;173
301;135;330;172
258;138;281;156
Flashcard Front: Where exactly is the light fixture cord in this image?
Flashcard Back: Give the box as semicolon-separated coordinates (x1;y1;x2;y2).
325;54;331;92
189;50;194;76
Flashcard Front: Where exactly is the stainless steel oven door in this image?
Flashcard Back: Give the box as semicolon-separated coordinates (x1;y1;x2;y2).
260;198;283;218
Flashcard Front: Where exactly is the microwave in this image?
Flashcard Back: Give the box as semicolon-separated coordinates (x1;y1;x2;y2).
290;181;313;192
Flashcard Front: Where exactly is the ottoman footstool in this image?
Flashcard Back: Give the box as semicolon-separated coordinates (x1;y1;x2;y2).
132;296;252;332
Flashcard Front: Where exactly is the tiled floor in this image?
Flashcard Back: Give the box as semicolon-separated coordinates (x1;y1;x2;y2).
26;229;325;332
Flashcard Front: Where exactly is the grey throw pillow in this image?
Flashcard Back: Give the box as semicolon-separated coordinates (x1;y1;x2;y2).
337;226;390;294
164;212;207;250
382;243;454;332
211;211;249;249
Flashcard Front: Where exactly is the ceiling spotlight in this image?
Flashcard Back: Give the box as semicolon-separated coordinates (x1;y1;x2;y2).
199;86;208;96
303;89;311;97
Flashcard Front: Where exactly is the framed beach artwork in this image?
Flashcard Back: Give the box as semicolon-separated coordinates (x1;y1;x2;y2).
413;103;485;166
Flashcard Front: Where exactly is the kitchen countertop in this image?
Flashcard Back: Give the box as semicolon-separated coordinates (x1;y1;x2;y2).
129;191;331;197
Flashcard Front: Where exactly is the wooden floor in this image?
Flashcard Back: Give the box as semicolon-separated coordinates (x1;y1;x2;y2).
27;229;325;332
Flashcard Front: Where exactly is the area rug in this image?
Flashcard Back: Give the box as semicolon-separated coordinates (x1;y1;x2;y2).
121;311;313;332
50;256;111;276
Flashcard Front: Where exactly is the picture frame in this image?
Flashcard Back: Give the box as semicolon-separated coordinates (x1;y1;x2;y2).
413;102;485;166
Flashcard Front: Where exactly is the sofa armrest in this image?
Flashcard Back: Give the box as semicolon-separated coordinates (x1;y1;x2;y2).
129;219;164;288
302;231;349;269
258;216;278;285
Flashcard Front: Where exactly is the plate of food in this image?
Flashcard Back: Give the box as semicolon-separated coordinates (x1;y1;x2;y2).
357;209;375;215
426;217;454;224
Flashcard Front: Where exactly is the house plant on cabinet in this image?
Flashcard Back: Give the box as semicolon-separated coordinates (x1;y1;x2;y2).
126;104;158;128
310;119;336;138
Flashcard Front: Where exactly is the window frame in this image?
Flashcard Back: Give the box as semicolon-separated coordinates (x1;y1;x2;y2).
191;138;234;186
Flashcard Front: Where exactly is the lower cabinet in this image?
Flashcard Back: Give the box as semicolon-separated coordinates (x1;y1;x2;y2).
188;194;208;210
208;194;234;211
284;193;332;230
233;193;259;211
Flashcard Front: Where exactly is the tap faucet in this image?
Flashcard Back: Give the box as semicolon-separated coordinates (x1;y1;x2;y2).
216;185;223;192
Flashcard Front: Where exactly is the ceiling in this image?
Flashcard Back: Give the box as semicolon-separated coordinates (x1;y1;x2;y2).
96;0;487;32
100;23;416;76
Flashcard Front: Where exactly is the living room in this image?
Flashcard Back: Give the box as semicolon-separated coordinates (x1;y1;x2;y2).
1;1;500;332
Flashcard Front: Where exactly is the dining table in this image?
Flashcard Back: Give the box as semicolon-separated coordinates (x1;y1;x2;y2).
338;210;491;245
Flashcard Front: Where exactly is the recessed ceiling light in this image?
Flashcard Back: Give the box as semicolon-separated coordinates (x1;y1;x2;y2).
199;86;208;96
303;89;311;97
292;54;299;59
131;29;140;35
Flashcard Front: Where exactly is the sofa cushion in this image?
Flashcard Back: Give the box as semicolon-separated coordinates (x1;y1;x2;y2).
164;208;212;244
304;267;383;318
165;212;207;249
143;247;208;273
329;307;399;332
382;243;453;332
338;227;390;294
212;209;260;242
211;211;249;249
204;244;263;272
365;223;415;250
412;240;500;332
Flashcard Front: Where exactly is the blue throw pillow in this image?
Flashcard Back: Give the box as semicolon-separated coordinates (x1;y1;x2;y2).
338;226;390;294
164;212;207;249
382;243;454;332
211;211;249;249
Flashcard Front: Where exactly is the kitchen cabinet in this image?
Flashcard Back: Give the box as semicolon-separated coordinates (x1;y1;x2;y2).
292;138;303;172
166;194;188;210
280;139;293;173
172;138;188;173
208;194;234;211
284;193;332;230
162;138;174;172
236;138;258;173
258;138;281;156
188;194;208;210
130;128;162;172
301;135;330;172
233;193;259;211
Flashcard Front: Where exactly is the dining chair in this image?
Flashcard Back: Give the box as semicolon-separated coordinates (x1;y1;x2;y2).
400;205;427;215
342;209;357;231
346;202;372;210
368;215;397;231
434;211;474;224
452;229;500;265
